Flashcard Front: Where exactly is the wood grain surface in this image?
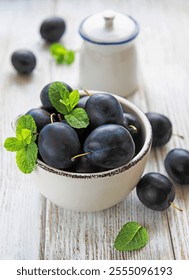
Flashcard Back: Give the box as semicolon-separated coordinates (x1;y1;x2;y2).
0;0;189;260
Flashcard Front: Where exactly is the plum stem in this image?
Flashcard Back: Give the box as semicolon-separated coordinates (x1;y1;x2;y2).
129;125;138;134
33;132;39;136
71;151;92;161
172;133;184;140
83;89;92;96
57;114;62;122
50;113;56;123
170;201;183;212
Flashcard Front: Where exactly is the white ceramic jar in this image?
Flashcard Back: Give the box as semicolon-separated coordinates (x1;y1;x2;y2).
79;10;139;97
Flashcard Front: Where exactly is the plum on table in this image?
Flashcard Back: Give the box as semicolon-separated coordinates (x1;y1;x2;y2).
164;148;189;185
40;16;66;42
145;112;172;147
11;50;36;74
136;172;175;211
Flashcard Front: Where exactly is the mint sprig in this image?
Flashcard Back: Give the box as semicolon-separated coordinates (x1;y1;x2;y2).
114;221;148;251
65;108;89;129
4;115;38;174
50;43;75;65
49;82;89;129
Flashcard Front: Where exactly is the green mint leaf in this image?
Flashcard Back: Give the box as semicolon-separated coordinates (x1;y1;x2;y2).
48;82;90;128
65;108;89;129
114;221;148;251
4;114;38;174
4;137;24;152
21;129;32;144
16;142;38;174
16;115;37;142
64;50;75;65
69;90;80;110
59;98;70;106
48;82;70;114
50;43;66;55
50;43;75;65
59;90;80;112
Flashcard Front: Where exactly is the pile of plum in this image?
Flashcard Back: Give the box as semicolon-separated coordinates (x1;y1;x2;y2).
27;82;142;174
25;81;189;212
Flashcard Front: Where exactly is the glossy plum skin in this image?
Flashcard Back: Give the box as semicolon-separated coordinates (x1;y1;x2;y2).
40;82;72;112
145;112;172;147
11;50;36;74
123;112;141;137
38;122;81;169
77;95;90;109
26;108;51;132
71;156;105;173
85;93;124;128
84;124;135;169
136;172;175;211
40;16;66;42
123;112;143;155
164;148;189;184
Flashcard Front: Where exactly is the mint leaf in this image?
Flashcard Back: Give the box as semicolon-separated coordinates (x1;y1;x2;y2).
4;137;24;152
50;43;66;64
4;115;38;174
48;82;89;129
16;115;37;142
69;90;80;110
49;82;70;114
50;43;75;65
65;108;89;128
114;221;148;251
64;50;75;65
21;129;32;144
59;90;80;112
16;142;38;174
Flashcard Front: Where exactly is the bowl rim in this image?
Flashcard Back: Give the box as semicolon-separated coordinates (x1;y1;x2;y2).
36;91;152;179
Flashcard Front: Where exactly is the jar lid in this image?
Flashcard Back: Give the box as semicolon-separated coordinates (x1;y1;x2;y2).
79;10;139;45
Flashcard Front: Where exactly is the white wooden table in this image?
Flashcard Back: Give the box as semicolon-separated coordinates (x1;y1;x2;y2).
0;0;189;260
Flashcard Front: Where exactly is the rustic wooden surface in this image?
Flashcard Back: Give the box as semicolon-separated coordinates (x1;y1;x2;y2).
0;0;189;260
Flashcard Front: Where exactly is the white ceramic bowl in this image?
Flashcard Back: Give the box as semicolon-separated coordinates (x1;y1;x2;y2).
31;92;152;212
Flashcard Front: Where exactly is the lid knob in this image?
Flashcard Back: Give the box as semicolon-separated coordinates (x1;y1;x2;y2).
103;10;115;29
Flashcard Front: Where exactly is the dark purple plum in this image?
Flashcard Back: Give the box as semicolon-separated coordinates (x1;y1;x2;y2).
40;82;72;112
11;50;36;74
84;124;135;169
164;148;189;184
136;172;175;211
38;122;81;169
40;16;66;42
122;112;143;155
71;156;106;173
145;112;172;147
26;108;51;132
85;93;124;128
77;95;90;109
123;112;141;137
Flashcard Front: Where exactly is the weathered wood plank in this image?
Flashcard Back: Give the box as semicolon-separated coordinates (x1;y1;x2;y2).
0;0;55;260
